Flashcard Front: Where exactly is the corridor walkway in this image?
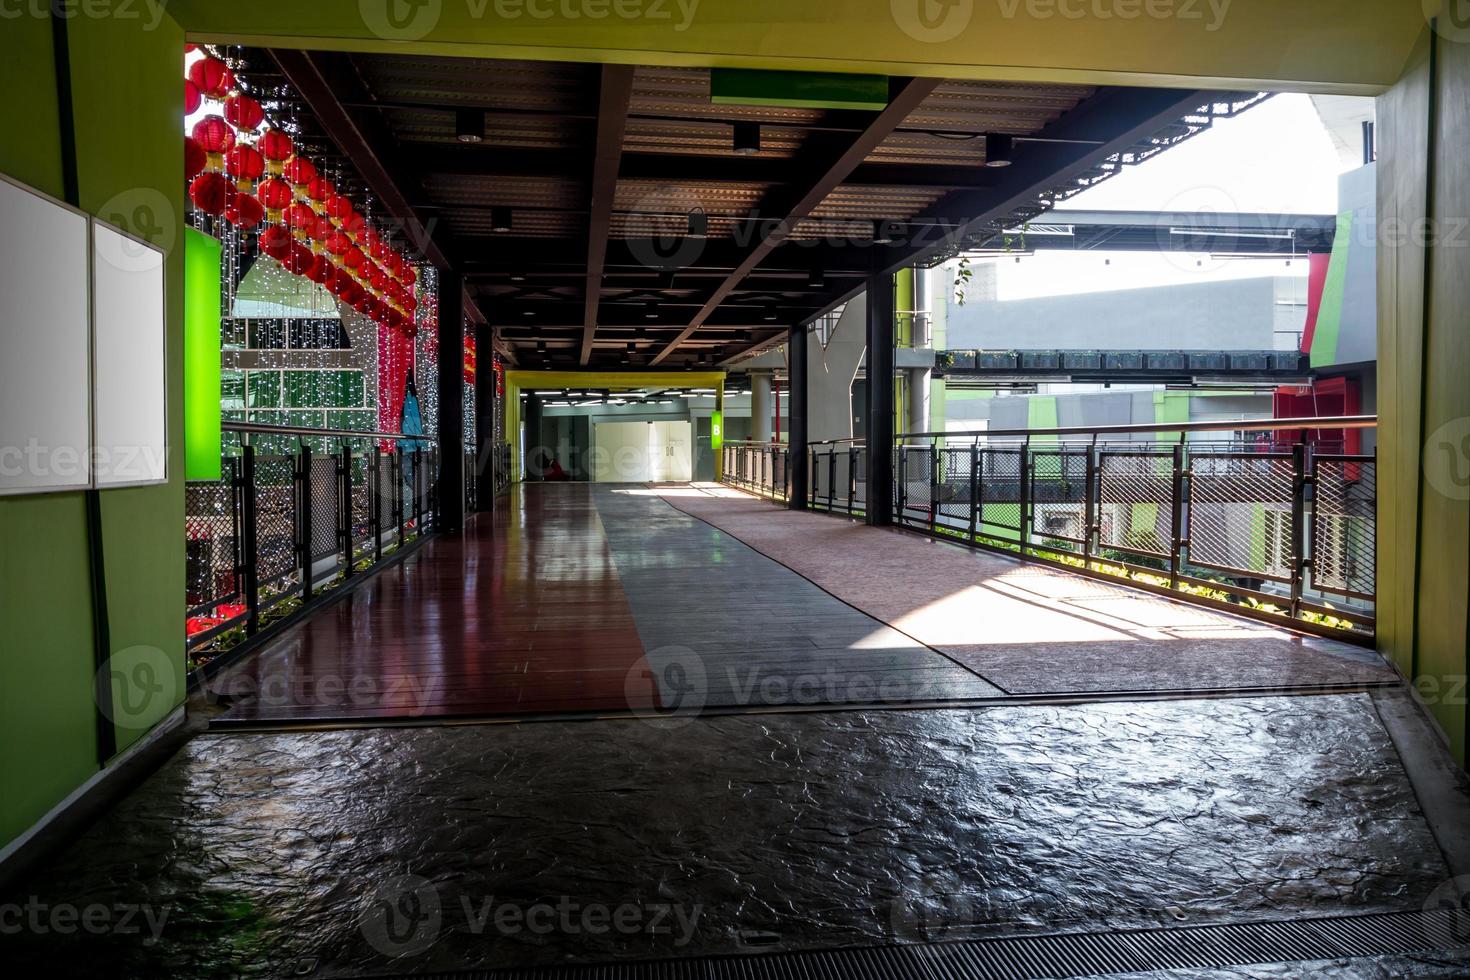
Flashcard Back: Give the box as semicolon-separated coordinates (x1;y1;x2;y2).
212;483;1393;726
6;484;1467;978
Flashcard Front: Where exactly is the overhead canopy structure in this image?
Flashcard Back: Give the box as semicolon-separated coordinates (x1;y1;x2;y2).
967;210;1338;256
251;46;1275;370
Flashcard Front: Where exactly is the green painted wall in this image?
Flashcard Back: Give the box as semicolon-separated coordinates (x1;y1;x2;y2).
1378;27;1469;764
0;11;185;847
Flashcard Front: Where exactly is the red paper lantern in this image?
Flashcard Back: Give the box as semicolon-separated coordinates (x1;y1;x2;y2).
286;201;316;233
258;129;294;163
288;243;314;275
341;245;365;270
283;155;316;187
324;230;352;256
367;265;387;291
402;265;418;287
369;238;390;262
260;224;293;260
326;194;354;222
306;254;332;284
189;172;230;215
185;79;202;115
225;144;264;183
404;293;418;312
225;192;263;230
191;115;235;155
312;216;335;243
184;137;208;180
354;295;374;315
224;94;264;132
257;177;294;212
307;177;334;204
188;57;235;100
343;213;367;241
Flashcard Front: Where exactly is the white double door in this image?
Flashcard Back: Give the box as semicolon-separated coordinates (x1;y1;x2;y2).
593;420;692;482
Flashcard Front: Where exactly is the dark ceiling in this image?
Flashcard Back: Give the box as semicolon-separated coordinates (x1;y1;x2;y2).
246;49;1265;371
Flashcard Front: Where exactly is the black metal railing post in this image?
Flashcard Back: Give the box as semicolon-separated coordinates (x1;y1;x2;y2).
340;443;354;580
1289;441;1308;619
395;448;406;545
827;448;837;510
929;443;939;532
1169;438;1186;591
240;444;260;636
968;442;979;541
373;446;384;564
1083;436;1098;568
297;443;313;603
1019;436;1032;556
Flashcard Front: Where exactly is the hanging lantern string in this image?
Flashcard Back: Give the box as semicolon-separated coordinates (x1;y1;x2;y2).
184;48;424;338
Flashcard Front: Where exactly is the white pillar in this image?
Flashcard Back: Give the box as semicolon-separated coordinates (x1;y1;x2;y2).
907;368;931;433
751;370;773;443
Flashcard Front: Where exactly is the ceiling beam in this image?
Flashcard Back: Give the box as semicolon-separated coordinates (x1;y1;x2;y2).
269;49;488;326
581;65;636;365
651;77;942;365
717;88;1233;364
410;143;1000;190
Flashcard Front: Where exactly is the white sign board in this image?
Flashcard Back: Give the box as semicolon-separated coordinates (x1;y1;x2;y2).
92;221;167;487
0;175;92;495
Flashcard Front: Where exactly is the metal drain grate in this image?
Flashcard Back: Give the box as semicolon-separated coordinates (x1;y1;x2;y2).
377;908;1469;980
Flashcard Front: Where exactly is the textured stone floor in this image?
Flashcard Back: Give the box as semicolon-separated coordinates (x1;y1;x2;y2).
2;694;1453;978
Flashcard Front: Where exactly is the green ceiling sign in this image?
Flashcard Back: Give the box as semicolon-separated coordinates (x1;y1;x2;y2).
710;69;889;111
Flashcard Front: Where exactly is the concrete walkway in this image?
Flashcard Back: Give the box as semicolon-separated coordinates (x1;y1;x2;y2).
656;484;1396;696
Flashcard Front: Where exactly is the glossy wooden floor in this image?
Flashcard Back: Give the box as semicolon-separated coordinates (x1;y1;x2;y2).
212;484;660;723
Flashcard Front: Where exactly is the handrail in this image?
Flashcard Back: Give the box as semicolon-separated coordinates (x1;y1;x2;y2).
896;415;1376;441
223;421;436;443
724;440;788;450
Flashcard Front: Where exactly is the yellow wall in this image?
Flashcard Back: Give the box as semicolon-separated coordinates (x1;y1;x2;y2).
1377;25;1470;763
169;0;1420;94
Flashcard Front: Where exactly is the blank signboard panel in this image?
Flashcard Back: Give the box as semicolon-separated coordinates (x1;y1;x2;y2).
93;221;167;487
0;175;92;495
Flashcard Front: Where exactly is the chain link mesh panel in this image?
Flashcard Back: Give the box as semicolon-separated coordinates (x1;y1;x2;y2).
976;447;1024;542
253;455;297;590
1029;448;1089;546
185;462;238;612
378;453;398;541
351;454;373;554
897;446;934;523
1097;450;1174;558
1312;457;1376;598
936;446;973;530
309;454;341;564
1188;452;1295;580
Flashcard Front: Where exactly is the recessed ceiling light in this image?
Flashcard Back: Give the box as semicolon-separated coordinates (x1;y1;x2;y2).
732;121;760;155
456;108;485;144
687;209;708;238
985;133;1014;168
490;206;513;233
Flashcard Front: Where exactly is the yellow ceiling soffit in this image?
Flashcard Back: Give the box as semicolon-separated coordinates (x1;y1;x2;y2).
169;0;1425;95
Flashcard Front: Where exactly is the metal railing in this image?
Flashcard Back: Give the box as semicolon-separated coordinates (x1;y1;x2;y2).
810;439;868;517
185;423;439;656
464;442;515;512
722;441;791;501
725;418;1377;638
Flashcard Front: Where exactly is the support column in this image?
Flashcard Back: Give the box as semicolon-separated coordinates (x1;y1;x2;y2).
750;370;773;443
523;393;544;481
787;325;808;511
436;270;466;533
865;270;895;526
473;321;497;516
